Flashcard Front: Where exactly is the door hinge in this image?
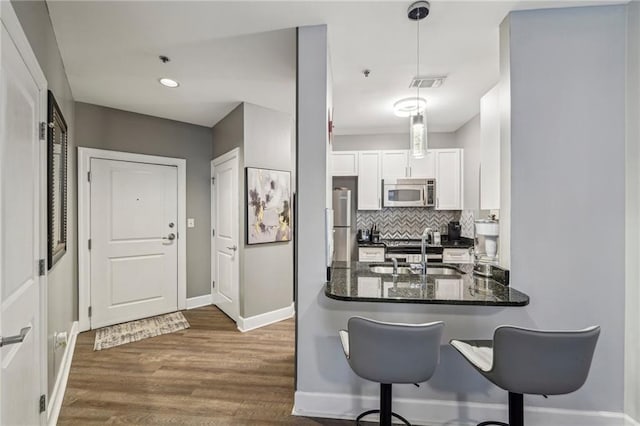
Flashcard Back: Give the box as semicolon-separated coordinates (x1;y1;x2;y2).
38;259;46;276
39;122;46;140
87;171;91;182
39;394;46;413
212;228;215;237
211;177;215;185
88;306;92;317
88;239;92;250
212;280;215;289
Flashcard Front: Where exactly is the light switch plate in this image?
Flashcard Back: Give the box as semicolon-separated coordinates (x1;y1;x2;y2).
187;218;195;228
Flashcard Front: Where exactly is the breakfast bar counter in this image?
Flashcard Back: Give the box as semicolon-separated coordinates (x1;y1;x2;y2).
326;262;529;307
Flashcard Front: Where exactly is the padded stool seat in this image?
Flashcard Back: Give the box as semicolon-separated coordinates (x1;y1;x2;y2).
451;325;600;426
339;317;444;426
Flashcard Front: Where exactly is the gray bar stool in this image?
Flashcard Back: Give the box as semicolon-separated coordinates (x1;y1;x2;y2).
339;317;444;426
450;325;600;426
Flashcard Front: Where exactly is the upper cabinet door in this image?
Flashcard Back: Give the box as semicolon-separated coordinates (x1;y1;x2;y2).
435;149;463;210
480;85;501;210
357;151;382;210
381;150;409;179
408;150;436;178
331;151;359;176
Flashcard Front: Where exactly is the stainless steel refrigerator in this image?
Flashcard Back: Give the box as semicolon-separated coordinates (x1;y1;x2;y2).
333;188;352;262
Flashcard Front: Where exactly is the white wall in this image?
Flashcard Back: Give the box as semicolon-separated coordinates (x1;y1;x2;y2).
625;1;640;422
455;114;481;211
295;6;628;424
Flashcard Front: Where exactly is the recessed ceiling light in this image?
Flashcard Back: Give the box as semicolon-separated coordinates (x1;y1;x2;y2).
159;78;179;88
393;97;426;117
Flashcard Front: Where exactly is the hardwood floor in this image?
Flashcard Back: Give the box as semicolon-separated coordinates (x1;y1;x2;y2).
59;306;356;425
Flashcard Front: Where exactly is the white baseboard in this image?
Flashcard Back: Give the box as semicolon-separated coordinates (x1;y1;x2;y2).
47;321;78;426
186;294;213;309
625;414;640;426
293;391;629;426
237;303;294;332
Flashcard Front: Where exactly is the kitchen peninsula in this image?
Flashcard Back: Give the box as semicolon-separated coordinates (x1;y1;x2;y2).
326;262;529;306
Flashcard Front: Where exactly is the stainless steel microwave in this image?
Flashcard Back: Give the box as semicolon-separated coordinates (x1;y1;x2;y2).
383;178;435;207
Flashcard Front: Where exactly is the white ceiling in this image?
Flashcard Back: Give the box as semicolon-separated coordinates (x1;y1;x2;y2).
46;0;623;134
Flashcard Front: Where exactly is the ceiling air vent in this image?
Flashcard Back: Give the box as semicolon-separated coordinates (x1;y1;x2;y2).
409;76;447;89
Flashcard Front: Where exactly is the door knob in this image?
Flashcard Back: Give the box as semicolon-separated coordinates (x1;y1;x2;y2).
168;222;175;228
0;326;31;347
227;245;238;251
162;233;176;241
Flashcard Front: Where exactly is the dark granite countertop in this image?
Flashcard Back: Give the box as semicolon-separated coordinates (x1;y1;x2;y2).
326;262;529;306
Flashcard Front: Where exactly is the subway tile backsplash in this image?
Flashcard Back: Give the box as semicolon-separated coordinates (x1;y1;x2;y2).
356;208;461;239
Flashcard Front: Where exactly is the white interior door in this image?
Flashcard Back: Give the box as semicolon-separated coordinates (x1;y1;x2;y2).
211;151;239;322
1;15;45;426
90;159;178;328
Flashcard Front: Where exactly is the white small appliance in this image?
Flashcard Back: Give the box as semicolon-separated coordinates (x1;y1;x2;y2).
474;219;499;261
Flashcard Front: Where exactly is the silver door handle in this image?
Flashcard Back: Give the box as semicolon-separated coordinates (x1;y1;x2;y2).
0;326;31;347
162;233;176;241
227;245;237;251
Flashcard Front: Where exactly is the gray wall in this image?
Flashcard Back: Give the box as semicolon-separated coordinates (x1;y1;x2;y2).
295;23;331;398
455;114;481;211
243;103;294;317
75;102;213;298
11;0;77;397
332;132;457;151
295;6;627;420
625;1;640;421
211;104;244;159
509;4;626;412
211;103;294;318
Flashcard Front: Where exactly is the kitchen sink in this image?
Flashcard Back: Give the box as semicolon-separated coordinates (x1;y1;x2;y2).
369;266;417;275
423;267;463;275
368;264;464;276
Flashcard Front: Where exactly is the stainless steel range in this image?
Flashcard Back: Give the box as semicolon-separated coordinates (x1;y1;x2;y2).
382;239;443;263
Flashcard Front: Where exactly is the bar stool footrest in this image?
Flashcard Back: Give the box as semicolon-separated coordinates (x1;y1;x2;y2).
356;409;411;426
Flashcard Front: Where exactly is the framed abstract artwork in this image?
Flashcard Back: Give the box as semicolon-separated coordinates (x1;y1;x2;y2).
246;167;291;245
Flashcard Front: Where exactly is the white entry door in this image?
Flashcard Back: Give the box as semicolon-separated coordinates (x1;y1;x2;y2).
90;159;178;328
1;9;46;425
211;150;239;322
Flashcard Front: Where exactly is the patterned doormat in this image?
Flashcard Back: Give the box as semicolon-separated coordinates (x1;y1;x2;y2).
94;311;190;351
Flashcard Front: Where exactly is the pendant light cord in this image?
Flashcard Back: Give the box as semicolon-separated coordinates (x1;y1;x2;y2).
416;11;420;111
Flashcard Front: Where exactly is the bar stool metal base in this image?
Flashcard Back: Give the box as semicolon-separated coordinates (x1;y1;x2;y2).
356;409;411;426
476;392;524;426
355;383;411;426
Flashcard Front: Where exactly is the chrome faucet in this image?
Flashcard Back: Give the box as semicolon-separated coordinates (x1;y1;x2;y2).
421;227;432;275
391;257;399;277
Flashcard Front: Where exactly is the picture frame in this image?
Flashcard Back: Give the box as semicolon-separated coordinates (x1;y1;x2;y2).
47;90;68;269
246;167;292;245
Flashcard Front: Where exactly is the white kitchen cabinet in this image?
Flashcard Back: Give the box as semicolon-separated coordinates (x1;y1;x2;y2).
358;247;385;262
480;85;501;210
408;150;436;178
435;149;463;210
357;151;382;210
331;151;359;176
381;150;409;179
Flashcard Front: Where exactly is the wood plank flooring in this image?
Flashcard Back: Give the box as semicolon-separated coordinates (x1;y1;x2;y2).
58;306;356;425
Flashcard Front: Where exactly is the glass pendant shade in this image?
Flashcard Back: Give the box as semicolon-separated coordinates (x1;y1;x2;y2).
410;112;427;159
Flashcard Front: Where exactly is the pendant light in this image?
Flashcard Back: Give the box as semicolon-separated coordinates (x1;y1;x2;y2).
407;1;430;159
